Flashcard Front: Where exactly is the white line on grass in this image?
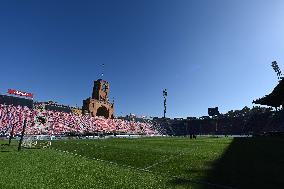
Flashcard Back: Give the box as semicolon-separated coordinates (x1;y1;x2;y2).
144;153;184;170
50;147;236;189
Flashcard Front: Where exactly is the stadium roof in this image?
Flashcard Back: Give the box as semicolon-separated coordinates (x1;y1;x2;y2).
253;78;284;107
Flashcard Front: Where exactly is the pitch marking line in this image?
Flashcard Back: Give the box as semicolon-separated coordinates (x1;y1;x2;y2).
144;153;184;170
50;147;236;189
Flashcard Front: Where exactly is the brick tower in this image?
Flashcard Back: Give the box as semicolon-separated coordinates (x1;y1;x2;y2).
83;79;114;119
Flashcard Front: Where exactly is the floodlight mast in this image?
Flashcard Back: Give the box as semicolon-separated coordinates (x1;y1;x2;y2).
208;107;219;135
163;89;167;118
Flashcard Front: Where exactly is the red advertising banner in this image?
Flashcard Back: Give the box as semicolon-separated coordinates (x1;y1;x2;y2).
7;89;34;98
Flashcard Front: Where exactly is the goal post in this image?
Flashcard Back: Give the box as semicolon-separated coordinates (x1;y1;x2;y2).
21;135;52;149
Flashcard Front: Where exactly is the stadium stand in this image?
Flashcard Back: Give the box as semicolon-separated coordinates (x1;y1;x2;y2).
153;106;284;136
45;104;72;114
2;103;284;138
0;94;33;109
0;103;159;137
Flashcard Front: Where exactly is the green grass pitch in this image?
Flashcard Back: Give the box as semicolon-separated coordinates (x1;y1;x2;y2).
0;137;283;189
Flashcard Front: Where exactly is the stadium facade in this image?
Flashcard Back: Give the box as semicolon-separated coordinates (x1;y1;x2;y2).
0;79;115;118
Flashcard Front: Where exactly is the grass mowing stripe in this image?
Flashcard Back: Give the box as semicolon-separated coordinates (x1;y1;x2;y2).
0;147;168;189
52;147;235;189
3;137;283;188
51;139;236;189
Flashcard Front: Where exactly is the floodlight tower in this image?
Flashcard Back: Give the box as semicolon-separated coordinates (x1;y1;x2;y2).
208;107;220;135
163;89;167;118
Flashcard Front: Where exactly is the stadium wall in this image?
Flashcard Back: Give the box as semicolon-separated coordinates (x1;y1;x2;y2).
0;94;33;109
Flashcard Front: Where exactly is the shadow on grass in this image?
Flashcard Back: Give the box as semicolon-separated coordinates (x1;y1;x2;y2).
168;178;202;188
168;137;284;189
0;150;11;153
168;177;230;189
0;147;42;153
0;141;19;152
201;137;284;189
0;147;13;152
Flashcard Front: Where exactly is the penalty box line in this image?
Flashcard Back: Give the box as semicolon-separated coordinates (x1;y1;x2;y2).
50;147;236;189
144;153;236;189
144;153;184;170
50;147;153;173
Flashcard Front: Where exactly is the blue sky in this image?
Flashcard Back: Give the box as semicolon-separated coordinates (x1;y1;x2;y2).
0;0;284;118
